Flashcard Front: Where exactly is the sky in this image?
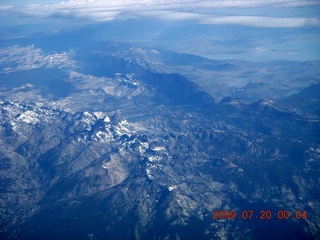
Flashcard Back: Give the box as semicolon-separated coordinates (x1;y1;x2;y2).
1;0;320;61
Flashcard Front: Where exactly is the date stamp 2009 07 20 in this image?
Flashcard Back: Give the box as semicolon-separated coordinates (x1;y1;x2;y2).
212;209;307;220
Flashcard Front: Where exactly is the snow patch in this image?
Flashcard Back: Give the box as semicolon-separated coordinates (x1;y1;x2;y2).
168;185;177;191
114;120;131;136
146;168;153;180
101;161;108;169
152;146;166;151
139;141;149;154
17;111;39;124
93;111;106;119
148;156;161;162
96;131;113;143
104;116;111;123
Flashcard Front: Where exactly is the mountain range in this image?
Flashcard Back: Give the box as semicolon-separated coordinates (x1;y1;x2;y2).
0;43;319;239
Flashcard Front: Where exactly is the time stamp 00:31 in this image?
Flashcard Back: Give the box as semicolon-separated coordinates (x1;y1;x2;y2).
212;210;307;220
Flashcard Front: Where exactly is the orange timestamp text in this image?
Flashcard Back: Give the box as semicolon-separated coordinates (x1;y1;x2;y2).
212;209;307;220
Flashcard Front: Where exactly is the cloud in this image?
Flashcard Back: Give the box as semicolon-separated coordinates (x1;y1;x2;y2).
136;10;203;21
271;49;303;55
53;0;320;8
255;46;303;55
60;8;120;21
199;15;320;28
0;45;76;73
137;10;320;28
0;6;13;10
8;0;320;10
2;0;320;28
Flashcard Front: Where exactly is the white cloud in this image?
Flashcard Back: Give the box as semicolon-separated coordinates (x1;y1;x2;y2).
12;0;320;10
199;15;320;28
137;10;203;21
0;45;76;73
136;10;320;28
0;6;13;10
2;0;320;28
